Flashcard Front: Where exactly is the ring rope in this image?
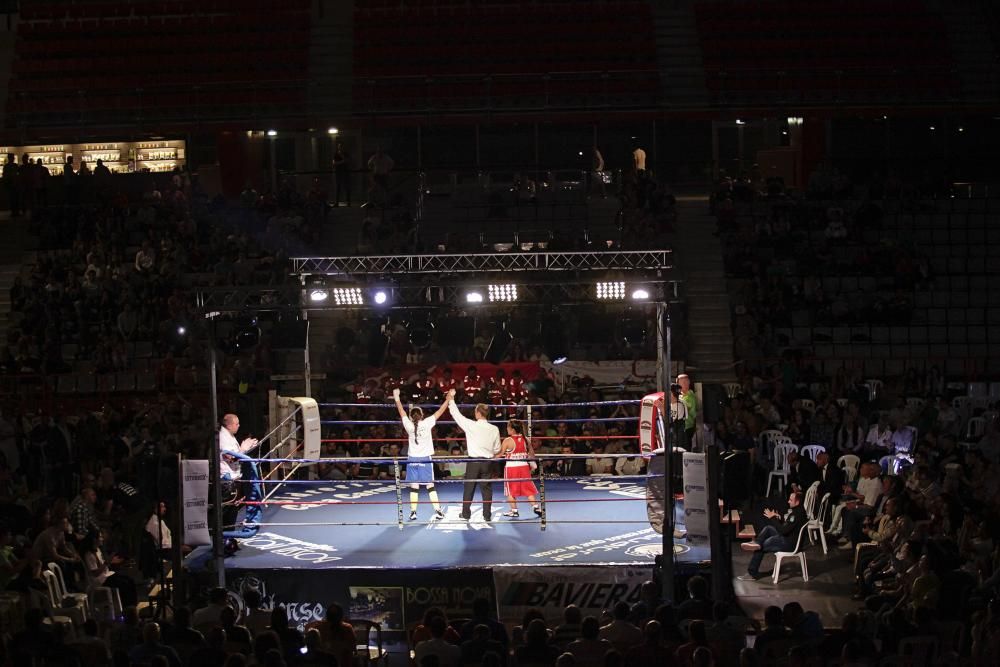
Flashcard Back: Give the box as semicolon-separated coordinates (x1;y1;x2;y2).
318;400;640;409
243;453;651;464
238;497;645;506
319;435;640;443
259;423;302;462
320;417;638;426
244;473;658;484
226;520;653;528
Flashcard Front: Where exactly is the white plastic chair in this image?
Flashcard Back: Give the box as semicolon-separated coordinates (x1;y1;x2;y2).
724;382;742;399
47;563;90;616
838;454;860;483
767;443;799;497
803;481;820;519
772;523;810;584
758;429;784;464
801;445;825;462
959;417;986;449
879;455;897;475
798;398;815;413
806;492;831;554
835;398;849;408
863;379;883;402
41;570;85;628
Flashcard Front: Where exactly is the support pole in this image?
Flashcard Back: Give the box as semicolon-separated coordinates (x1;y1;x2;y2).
657;301;674;602
209;345;224;587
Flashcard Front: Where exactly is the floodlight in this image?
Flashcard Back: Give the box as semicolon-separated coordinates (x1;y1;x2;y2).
373;290;388;305
309;289;329;303
266;129;278;137
331;287;364;306
327;127;339;135
596;281;626;300
466;291;484;304
488;284;518;303
631;287;650;301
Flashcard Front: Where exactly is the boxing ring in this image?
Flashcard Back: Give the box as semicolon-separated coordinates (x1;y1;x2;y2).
184;391;711;631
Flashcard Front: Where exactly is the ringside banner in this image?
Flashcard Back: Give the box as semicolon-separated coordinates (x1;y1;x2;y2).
181;459;211;546
494;566;654;627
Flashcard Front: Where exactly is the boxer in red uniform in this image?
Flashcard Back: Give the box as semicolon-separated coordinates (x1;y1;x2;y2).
487;368;508;403
496;419;541;518
508;370;526;401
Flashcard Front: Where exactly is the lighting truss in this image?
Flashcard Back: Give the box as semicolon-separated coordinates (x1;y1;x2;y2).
291;249;671;276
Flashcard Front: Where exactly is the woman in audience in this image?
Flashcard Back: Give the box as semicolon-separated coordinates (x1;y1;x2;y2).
79;529;137;606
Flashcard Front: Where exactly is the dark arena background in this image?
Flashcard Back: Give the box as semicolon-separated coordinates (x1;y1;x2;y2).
0;1;998;666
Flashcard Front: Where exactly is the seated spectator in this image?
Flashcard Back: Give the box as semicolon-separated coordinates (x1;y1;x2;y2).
461;623;508;667
413;607;462;646
674;621;714;667
300;628;339;667
415;615;462;667
625;620;672;667
514;618;561;667
600;601;643;653
188;627;228;667
220;605;253;654
460;597;509;647
677;576;712;621
552;604;584;649
192;586;230;631
566;616;613;667
305;601;353;667
751;606;790;656
128;622;181;667
781;602;823;642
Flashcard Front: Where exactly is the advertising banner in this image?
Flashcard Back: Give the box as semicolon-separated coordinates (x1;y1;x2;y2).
226;568;495;639
681;453;709;544
180;459;211;546
494;566;654;627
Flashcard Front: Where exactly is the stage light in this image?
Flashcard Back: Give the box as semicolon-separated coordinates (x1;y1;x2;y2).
267;129;277;137
331;287;364;306
787;117;803;126
735;119;745;125
177;325;187;336
488;284;518;303
466;291;484;304
596;281;626;300
631;287;650;301
327;127;339;135
373;290;388;305
309;289;329;303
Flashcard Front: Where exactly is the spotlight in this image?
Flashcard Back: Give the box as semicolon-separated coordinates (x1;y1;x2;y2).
631;287;650;301
373;290;388;305
735;119;745;125
327;127;339;135
177;325;187;336
786;117;803;126
266;129;277;137
596;281;626;300
309;289;329;303
466;291;484;304
488;284;518;303
331;287;364;306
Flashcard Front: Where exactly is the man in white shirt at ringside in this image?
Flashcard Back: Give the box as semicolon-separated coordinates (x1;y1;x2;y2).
219;413;261;527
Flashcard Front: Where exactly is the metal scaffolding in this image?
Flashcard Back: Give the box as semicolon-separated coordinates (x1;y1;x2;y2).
290;249;672;276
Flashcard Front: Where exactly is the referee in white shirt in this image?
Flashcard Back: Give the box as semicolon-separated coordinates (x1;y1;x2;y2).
447;389;501;521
